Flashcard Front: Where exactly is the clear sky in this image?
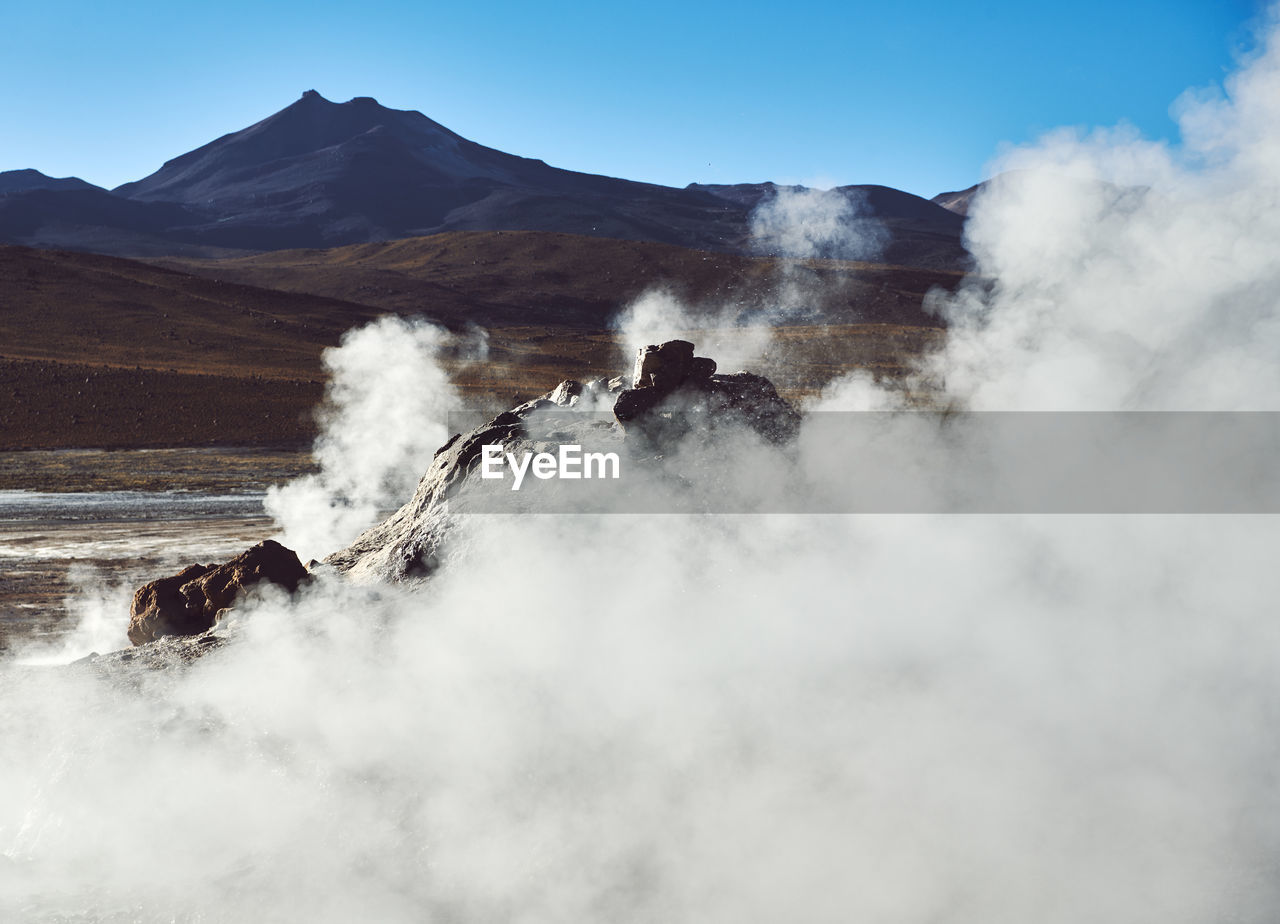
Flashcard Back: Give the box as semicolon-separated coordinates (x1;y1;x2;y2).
0;0;1269;199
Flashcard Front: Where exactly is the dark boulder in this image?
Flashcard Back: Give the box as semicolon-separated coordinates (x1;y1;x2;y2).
632;339;695;390
128;539;308;646
126;564;216;645
615;342;799;445
684;370;802;443
612;384;664;423
688;356;718;379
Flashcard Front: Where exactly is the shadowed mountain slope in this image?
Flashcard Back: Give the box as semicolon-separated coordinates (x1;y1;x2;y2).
1;92;970;267
0;169;100;195
106;90;747;254
1;231;955;447
931;182;984;216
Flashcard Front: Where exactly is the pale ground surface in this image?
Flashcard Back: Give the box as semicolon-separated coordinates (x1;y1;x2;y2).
0;449;315;655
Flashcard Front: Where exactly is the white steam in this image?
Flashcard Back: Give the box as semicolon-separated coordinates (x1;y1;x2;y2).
7;12;1280;923
265;315;462;561
614;185;886;371
4;514;1280;922
750;184;886;262
912;29;1280;410
613;287;773;374
13;566;137;666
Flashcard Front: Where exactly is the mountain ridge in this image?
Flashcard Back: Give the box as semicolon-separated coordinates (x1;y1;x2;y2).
1;91;969;268
0;169;101;196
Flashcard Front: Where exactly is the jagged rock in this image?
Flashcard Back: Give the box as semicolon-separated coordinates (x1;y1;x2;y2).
613;385;664;423
688;356;717;379
127;563;215;644
325;380;621;582
687;370;801;443
630;341;718;392
632;340;694;390
616;341;799;445
81;340;798;672
128;539;308;645
547;380;583;406
509;377;591;418
83;630;231;674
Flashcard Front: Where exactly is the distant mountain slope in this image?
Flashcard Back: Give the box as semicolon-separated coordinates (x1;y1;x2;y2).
693;181;962;229
161;229;962;328
2;231;954;377
1;232;955;447
931;182;984;216
0;244;384;377
0;92;971;267
0;169;99;196
107;90;746;253
0;186;224;257
0;244;378;448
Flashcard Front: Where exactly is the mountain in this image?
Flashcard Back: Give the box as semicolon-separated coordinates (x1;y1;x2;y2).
931;182;983;216
109;90;749;253
0;169;99;196
1;92;969;267
0;186;217;256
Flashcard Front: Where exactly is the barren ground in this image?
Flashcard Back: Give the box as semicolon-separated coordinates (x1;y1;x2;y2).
2;231;952;450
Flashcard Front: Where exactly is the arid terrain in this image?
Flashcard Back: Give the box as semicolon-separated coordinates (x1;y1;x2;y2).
1;230;954;451
0;448;318;651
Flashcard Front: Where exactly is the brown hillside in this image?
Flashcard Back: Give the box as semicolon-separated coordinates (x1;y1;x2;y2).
0;245;389;377
2;232;954;449
162;230;960;328
0;245;379;448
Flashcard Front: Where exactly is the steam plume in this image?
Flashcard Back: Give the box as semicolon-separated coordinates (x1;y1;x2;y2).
615;184;887;371
265;315;461;560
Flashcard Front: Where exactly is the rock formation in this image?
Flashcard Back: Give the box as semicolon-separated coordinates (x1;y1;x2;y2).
615;340;799;445
127;539;309;645
323;374;625;582
325;340;799;583
119;340;798;656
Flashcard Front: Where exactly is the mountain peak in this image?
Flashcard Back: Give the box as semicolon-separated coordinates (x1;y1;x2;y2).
296;90;383;109
0;168;100;196
24;92;968;268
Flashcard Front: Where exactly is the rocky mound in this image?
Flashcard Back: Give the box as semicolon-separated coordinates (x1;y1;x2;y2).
127;539;308;645
614;339;799;446
326;340;799;582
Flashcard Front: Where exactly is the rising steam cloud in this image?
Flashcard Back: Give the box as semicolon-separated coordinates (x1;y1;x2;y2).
750;183;887;262
912;23;1280;411
6;12;1280;923
614;184;886;370
265;315;465;561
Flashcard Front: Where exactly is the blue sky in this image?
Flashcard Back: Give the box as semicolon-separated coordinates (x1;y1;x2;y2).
0;0;1268;199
